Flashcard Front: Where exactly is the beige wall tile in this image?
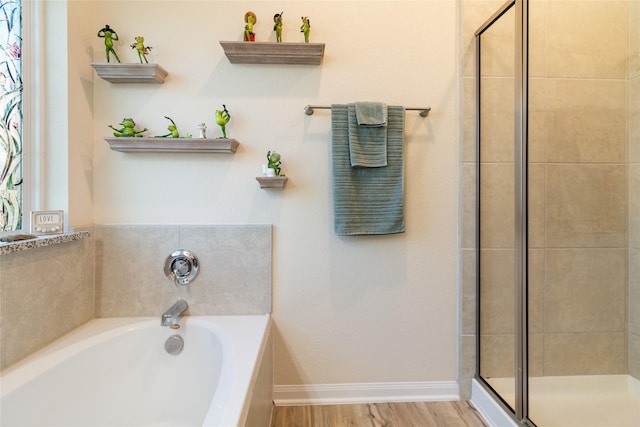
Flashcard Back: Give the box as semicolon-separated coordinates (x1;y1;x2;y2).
94;226;181;317
544;79;627;164
462;162;478;250
630;78;640;163
462;249;477;336
528;333;544;377
1;238;94;369
480;77;515;163
480;334;515;379
630;164;640;248
546;164;626;248
630;249;640;336
545;249;627;334
630;332;640;380
546;1;627;79
462;77;477;163
480;163;515;249
480;249;514;335
544;333;626;375
462;0;509;78
528;164;545;248
94;225;272;318
528;249;545;335
629;0;640;79
460;334;477;399
477;5;515;78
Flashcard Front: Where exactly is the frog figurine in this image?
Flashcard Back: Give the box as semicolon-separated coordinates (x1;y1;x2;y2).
109;118;147;137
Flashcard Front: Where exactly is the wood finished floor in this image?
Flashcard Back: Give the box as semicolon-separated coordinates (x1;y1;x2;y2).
271;401;488;427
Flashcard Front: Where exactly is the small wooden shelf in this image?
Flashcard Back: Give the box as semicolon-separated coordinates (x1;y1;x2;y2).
91;63;168;83
104;137;239;153
256;176;288;189
220;41;325;65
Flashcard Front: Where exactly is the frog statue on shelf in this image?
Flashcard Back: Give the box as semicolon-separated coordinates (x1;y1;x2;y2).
130;36;152;64
267;150;283;176
215;105;231;138
109;118;147;137
156;116;180;138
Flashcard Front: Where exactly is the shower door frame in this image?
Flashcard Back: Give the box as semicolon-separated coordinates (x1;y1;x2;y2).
475;0;532;425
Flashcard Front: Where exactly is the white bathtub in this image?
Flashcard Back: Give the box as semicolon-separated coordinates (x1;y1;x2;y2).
0;315;273;427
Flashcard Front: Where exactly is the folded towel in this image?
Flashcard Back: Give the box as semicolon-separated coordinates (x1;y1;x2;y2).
348;103;388;168
331;104;405;236
355;102;387;127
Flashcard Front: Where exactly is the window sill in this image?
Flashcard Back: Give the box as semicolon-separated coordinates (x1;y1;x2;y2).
0;230;91;255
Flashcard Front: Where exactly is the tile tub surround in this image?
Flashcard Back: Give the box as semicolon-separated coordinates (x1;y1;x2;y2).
0;234;95;370
94;225;272;317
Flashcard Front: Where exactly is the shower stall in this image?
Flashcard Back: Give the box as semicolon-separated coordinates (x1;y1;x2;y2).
474;0;640;426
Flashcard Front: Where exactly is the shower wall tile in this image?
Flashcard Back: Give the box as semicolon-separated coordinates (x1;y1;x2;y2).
527;78;549;164
630;165;640;249
528;249;544;335
544;79;627;164
480;249;514;335
462;77;477;163
479;163;514;249
629;0;640;80
460;334;477;400
462;163;478;250
630;332;640;380
528;333;543;377
94;225;272;317
462;249;477;336
546;164;627;248
479;77;515;163
476;5;515;78
546;1;627;79
544;249;627;334
0;236;95;370
630;78;640;163
461;0;508;78
544;333;626;376
630;249;640;336
479;334;514;378
528;164;545;249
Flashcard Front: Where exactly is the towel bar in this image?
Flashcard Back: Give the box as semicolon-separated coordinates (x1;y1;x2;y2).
303;105;431;117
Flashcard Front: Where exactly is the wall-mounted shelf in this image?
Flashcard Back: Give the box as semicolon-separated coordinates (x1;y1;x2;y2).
256;176;288;189
91;63;168;83
219;41;325;65
104;137;239;153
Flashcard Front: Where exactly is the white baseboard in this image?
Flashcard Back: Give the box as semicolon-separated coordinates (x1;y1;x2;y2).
273;381;459;406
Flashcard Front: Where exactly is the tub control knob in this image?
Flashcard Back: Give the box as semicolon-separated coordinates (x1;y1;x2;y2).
164;249;199;286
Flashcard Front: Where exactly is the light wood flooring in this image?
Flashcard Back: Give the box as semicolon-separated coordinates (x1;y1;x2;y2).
271;401;488;427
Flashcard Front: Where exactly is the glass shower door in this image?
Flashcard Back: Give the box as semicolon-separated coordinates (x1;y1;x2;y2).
477;1;517;414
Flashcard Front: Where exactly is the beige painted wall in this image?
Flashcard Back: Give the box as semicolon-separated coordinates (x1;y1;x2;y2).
71;0;462;387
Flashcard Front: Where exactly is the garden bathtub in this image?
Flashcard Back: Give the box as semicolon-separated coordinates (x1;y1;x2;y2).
0;315;272;427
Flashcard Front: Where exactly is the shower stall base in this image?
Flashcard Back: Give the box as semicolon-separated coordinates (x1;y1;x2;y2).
479;375;640;427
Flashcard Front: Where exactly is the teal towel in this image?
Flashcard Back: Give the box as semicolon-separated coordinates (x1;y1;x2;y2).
348;103;388;168
331;104;405;236
355;102;387;126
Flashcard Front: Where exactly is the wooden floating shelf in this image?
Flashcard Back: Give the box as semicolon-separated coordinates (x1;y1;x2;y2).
104;137;239;153
256;176;288;189
91;63;168;83
220;41;325;65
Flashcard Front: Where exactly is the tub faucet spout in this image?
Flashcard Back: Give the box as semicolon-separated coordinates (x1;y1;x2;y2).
161;299;188;327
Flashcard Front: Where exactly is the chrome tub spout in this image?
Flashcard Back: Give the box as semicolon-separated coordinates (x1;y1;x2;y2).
161;299;188;327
